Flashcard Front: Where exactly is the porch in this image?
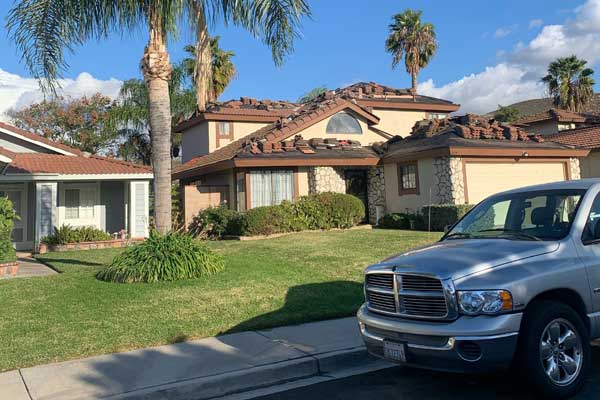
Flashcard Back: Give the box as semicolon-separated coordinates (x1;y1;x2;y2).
0;179;150;251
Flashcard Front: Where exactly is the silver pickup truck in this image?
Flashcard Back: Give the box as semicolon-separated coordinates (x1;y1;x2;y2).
358;179;600;399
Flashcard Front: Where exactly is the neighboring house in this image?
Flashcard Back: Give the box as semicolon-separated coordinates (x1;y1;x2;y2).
173;82;586;225
512;108;600;136
0;122;153;251
173;82;460;224
547;126;600;178
382;115;587;210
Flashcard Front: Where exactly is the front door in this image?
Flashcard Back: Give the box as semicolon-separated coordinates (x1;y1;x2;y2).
345;170;368;221
0;185;29;250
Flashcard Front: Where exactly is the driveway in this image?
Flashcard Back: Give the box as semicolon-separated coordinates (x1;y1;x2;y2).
255;345;600;400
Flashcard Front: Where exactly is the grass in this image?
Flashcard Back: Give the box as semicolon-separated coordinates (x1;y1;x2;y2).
0;229;439;372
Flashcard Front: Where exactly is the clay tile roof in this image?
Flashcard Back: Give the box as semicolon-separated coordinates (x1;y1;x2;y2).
0;121;83;155
513;108;588;125
173;95;383;179
336;81;459;107
4;153;152;175
547;125;600;149
382;114;580;161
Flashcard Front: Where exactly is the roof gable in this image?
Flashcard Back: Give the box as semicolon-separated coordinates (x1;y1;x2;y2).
0;122;81;156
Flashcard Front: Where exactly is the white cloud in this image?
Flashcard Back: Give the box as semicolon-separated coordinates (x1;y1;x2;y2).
494;26;514;38
419;0;600;113
0;68;122;121
529;19;544;29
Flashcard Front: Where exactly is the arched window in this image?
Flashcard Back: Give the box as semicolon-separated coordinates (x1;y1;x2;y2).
326;112;362;134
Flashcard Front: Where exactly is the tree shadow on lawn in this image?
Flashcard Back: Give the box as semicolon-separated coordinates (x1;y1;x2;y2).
66;281;363;399
34;258;106;270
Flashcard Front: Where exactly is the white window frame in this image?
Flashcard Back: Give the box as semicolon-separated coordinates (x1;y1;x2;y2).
58;182;101;228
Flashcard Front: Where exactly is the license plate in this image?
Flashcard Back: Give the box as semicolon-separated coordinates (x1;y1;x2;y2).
383;341;406;362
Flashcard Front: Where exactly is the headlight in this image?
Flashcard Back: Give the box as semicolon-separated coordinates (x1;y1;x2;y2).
457;290;513;315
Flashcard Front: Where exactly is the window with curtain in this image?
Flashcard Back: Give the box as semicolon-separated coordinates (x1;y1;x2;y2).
326;112;362;134
250;170;294;208
397;162;419;195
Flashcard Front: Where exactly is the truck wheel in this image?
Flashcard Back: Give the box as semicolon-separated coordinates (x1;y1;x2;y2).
518;300;590;399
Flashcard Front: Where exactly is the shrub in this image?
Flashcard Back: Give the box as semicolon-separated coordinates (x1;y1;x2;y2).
313;192;365;229
188;206;243;239
0;197;17;264
96;231;224;283
41;225;113;245
378;213;411;229
420;204;474;232
242;205;290;236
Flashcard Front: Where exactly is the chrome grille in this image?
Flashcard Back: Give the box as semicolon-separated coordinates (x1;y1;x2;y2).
400;275;443;292
366;274;394;290
365;272;452;319
365;291;396;313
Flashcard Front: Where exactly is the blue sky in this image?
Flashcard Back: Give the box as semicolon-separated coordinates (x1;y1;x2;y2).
0;0;597;116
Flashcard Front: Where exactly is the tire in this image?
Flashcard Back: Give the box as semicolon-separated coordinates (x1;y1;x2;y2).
516;300;590;399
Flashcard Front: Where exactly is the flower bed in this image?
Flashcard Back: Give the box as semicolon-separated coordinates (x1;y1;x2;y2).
0;261;19;277
38;238;144;254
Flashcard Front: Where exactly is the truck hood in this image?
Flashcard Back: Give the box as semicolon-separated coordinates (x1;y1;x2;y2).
369;239;560;280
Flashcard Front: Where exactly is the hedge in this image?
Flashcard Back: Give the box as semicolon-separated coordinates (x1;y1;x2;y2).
41;225;113;245
379;204;474;232
0;197;17;264
421;204;474;232
188;192;365;238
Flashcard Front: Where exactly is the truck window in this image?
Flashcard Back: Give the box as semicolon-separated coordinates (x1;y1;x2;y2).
582;193;600;244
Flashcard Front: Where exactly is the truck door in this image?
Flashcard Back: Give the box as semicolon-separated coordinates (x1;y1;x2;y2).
576;192;600;311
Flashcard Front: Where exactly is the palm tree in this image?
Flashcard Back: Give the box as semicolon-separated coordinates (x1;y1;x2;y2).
386;9;437;95
542;55;595;112
182;36;236;103
111;63;196;165
7;0;310;233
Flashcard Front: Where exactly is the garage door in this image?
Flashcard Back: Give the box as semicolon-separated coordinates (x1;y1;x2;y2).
465;162;567;204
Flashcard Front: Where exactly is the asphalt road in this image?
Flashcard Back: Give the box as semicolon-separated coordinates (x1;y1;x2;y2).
255;347;600;400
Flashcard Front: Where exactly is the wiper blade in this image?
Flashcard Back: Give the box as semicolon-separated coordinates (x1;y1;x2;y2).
476;228;542;241
444;232;472;240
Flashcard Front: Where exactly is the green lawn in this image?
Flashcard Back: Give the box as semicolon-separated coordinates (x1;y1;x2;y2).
0;229;439;372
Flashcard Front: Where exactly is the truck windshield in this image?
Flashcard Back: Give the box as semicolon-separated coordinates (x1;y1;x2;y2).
445;189;586;241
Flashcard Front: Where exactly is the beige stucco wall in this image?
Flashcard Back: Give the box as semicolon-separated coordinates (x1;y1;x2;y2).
297;111;387;145
370;108;427;137
580;152;600;178
384;159;436;213
211;121;269;151
297;167;310;196
181;123;210;163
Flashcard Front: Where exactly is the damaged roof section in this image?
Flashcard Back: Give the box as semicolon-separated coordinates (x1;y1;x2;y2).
383;114;589;162
513;108;600;125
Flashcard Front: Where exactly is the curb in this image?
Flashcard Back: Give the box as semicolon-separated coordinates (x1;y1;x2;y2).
106;346;384;400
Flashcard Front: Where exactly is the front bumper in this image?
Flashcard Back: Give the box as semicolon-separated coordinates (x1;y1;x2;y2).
357;304;522;373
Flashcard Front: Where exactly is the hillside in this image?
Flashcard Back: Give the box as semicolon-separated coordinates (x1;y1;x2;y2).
487;94;600;118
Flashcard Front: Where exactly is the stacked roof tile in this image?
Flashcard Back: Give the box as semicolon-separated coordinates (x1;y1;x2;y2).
513;108;591;125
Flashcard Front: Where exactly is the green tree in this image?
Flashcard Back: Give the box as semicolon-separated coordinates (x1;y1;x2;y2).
8;94;118;154
7;0;310;233
111;64;196;165
542;55;595;112
182;36;236;103
298;86;327;103
386;9;437;94
494;105;520;123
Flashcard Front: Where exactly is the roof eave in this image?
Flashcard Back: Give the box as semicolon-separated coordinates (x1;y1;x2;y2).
356;99;460;112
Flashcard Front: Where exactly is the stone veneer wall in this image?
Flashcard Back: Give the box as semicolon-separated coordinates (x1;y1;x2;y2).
367;166;386;223
308;167;346;194
432;157;465;205
569;157;581;180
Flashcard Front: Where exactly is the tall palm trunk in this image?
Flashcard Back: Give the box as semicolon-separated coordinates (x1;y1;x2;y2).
141;14;173;233
194;6;213;110
411;72;417;95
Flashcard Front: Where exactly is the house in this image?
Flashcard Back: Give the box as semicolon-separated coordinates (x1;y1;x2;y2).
547;125;600;178
381;115;588;210
513;108;600;136
173;82;459;224
0;121;153;251
173;82;586;225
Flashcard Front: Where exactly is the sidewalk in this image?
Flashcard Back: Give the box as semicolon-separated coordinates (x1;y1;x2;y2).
0;317;390;400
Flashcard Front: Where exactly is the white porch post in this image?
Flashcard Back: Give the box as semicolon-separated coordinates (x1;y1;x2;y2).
129;181;150;238
35;182;57;250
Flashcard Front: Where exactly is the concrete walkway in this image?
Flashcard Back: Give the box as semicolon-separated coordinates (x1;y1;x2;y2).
0;254;57;279
0;317;388;400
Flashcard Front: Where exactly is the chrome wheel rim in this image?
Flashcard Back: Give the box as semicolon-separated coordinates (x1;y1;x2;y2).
539;318;583;386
